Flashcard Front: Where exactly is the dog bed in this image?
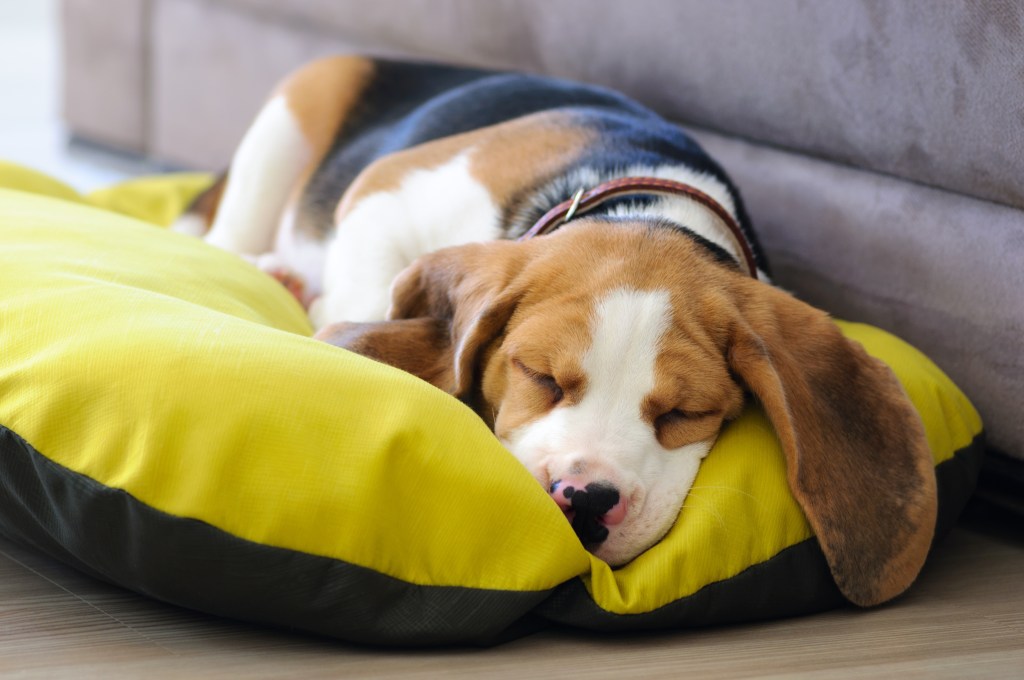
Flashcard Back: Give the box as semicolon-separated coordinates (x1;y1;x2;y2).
0;165;984;645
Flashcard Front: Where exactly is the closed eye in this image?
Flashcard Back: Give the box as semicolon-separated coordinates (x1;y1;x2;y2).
655;408;719;430
513;359;564;404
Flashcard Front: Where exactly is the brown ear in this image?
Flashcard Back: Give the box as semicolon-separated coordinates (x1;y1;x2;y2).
315;317;456;388
729;281;937;606
316;240;526;396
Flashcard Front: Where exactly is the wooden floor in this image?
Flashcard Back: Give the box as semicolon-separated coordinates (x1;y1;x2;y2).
1;508;1021;679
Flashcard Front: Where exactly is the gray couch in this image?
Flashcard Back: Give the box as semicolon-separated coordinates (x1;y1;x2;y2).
62;0;1024;506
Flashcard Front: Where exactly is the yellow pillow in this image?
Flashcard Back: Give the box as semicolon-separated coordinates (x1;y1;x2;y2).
0;169;983;644
0;160;85;203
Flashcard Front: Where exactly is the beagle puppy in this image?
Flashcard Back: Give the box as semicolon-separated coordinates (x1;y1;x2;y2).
176;56;938;607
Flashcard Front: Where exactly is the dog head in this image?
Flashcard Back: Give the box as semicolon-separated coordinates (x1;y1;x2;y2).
317;220;937;606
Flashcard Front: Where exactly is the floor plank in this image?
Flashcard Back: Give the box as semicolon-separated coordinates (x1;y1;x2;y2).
1;521;1022;678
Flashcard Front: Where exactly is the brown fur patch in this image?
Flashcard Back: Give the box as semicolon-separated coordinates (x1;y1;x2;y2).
275;56;375;159
275;56;376;225
315;318;454;388
334;111;594;224
727;280;937;606
322;240;530;398
477;223;747;446
179;173;228;232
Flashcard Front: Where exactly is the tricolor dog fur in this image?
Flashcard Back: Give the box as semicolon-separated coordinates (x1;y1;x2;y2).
177;56;938;607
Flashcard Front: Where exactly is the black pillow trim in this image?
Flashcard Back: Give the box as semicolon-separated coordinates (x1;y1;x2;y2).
536;433;985;631
0;426;983;645
0;426;549;647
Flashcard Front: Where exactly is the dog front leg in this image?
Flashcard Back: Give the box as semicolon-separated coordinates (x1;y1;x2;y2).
198;56;375;257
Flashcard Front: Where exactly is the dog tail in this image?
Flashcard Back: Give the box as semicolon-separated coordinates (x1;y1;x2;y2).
171;171;227;237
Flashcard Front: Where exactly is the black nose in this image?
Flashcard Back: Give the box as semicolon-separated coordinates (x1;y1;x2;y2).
563;483;620;547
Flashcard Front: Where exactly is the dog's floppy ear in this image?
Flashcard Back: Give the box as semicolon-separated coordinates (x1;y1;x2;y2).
728;280;937;606
316;240;527;397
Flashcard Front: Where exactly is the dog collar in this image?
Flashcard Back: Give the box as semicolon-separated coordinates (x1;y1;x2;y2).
518;176;759;278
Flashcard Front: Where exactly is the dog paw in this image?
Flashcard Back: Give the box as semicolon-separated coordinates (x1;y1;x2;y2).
267;268;307;303
249;253;307;306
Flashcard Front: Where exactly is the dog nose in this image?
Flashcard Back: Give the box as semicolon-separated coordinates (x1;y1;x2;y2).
549;478;628;547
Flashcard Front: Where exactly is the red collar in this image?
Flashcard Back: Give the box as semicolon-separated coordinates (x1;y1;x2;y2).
517;176;758;278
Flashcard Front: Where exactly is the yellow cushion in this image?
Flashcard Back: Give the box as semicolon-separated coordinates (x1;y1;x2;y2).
0;160;84;204
0;160;212;225
0;167;984;644
87;173;215;227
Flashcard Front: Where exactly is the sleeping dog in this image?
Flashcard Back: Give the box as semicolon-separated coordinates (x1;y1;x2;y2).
176;56;937;607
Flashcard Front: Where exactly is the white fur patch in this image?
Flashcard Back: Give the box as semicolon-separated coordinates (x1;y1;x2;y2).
579;288;673;429
170;214;208;238
271;206;327;300
500;287;714;565
204;97;311;255
607;165;734;246
517;163;767;281
605;165;770;281
311;152;501;327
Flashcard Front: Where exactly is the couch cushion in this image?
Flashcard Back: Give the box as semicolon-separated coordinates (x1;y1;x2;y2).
214;0;1024;210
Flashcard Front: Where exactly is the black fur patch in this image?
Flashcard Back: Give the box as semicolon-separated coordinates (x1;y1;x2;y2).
297;58;771;276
